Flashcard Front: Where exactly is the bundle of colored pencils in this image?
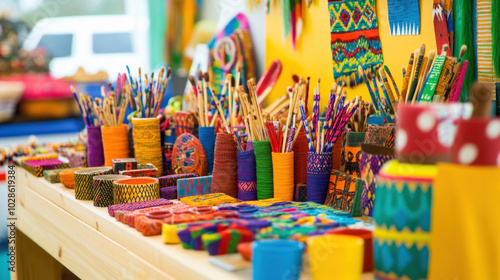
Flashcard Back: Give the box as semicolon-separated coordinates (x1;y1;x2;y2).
296;78;359;153
399;44;468;103
347;98;372;133
125;66;171;118
264;80;304;153
358;64;398;125
188;70;246;151
70;80;131;127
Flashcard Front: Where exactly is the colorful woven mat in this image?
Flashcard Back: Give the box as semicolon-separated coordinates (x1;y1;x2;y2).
177;175;212;199
107;199;172;217
180;193;237;206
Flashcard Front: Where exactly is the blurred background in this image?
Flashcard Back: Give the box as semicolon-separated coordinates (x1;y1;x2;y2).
0;1;267;278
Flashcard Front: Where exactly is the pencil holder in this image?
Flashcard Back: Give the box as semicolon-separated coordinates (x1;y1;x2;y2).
359;144;395;217
429;164;500;279
272;152;294;201
101;124;129;167
341;131;366;177
253;140;273;200
86;126;105;167
199;126;216;174
307;151;333;204
131;117;163;176
331;133;344;170
113;177;160;205
373;160;435;280
293;128;308;186
237;150;257;201
59;167;85;189
211;133;238;198
74;167;112;200
172;133;207;176
93;174;130;207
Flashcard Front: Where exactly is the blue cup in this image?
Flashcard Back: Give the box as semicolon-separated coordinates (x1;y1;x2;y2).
252;240;305;280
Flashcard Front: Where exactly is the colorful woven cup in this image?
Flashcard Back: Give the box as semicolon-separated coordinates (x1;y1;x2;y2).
272;152;294;201
211;133;238;198
113;177;160;205
331;133;344;170
237;150;257;201
341;131;366;177
74;167;112;200
59;167;86;189
131;117;163;176
308;235;364;280
373;160;435;280
359;144;396;217
293;128;308;186
101;124;129;167
307;151;333;204
92;174;130;207
254;140;274;200
252;240;304;280
86;125;105;167
199;126;216;174
326;228;373;272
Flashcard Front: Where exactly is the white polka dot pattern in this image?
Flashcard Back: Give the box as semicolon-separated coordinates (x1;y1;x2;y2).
396;129;407;151
417;112;436;133
458;144;478;165
486;120;500;139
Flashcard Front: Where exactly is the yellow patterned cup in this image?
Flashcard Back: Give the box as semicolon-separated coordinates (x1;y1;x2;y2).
131;117;163;176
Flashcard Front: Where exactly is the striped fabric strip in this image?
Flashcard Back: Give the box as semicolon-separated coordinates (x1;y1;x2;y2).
476;0;499;100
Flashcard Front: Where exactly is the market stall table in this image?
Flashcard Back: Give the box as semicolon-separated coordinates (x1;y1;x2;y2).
13;167;373;280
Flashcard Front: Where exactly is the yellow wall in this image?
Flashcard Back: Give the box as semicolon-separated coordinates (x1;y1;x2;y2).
265;0;437;110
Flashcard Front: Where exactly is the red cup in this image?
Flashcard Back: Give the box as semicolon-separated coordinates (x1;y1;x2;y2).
325;228;373;272
451;118;500;166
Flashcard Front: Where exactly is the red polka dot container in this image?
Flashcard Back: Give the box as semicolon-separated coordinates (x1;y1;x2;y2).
396;103;472;164
451;118;500;166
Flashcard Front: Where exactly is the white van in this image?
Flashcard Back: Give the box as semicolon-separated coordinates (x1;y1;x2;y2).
23;15;149;79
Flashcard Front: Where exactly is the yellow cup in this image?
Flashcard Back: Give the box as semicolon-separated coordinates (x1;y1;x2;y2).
307;235;364;280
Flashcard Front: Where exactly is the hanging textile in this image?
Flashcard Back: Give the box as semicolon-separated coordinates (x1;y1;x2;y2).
166;0;197;70
453;0;475;101
328;0;383;87
387;0;421;36
476;0;500;101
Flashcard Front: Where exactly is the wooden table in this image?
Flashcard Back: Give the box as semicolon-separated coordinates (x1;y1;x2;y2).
14;167;373;280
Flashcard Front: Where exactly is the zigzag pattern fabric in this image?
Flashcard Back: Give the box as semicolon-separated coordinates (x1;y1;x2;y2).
373;238;429;280
328;0;383;87
359;153;394;216
93;178;114;207
387;0;421;36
